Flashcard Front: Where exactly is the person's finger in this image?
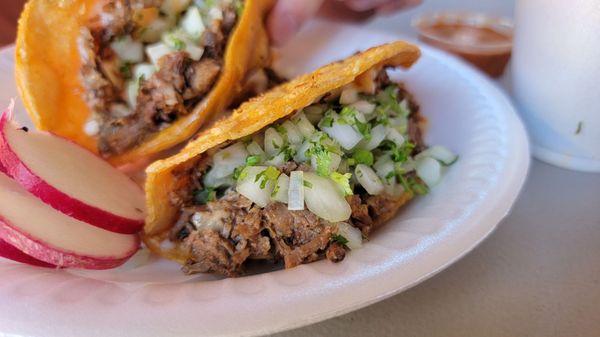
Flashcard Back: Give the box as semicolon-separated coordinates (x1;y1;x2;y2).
318;0;376;22
344;0;391;11
267;0;325;46
375;0;422;14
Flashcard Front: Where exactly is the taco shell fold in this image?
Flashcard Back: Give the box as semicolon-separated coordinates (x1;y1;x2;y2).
16;0;275;165
143;40;421;254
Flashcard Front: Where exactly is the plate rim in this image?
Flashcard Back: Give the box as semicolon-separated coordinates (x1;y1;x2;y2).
0;22;530;337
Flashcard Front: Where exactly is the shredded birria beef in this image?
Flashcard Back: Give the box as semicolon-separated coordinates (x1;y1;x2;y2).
168;68;428;277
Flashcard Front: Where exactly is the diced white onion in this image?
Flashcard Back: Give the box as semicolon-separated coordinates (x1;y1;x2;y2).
386;127;405;147
359;124;386;150
181;6;206;40
211;142;248;179
288;171;305;211
310;151;341;174
303;105;325;124
416;145;458;165
236;166;274;207
294;140;311;163
133;63;156;81
416;156;442;187
323;120;363;150
84;119;100;136
190;211;225;231
373;155;395;180
337;159;350;174
185;43;204;61
281;121;303;144
294;113;316;138
264;152;285;167
264;127;284;156
203;173;234;188
110;36;144;63
161;0;192;16
355;164;384;195
125;80;139;108
146;42;172;65
389;116;408;133
399;98;411;116
139;18;170;43
303;172;351;222
207;7;223;21
396;157;416;173
350;100;376;115
110;103;132;117
246;141;265;158
272;173;289;204
336;222;363;249
383;181;405;197
339;85;359;105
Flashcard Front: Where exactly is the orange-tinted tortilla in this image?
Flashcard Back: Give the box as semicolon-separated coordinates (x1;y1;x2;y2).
16;0;275;166
143;41;421;262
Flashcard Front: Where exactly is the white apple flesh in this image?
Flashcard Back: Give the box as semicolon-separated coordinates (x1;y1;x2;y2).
0;108;145;234
0;237;54;268
0;172;140;269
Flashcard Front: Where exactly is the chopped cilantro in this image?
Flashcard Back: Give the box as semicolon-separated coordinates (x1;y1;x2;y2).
280;144;296;161
274;124;287;136
166;33;186;50
303;180;313;188
330;172;353;196
352;149;374;166
119;62;132;79
233;166;246;181
305;144;332;177
338;106;371;139
318;109;335;128
193;187;216;205
380;140;415;163
398;175;429;195
234;0;244;16
245;155;261;166
411;181;429;195
331;234;349;246
255;166;280;189
272;139;281;150
374;85;409;121
385;171;396;182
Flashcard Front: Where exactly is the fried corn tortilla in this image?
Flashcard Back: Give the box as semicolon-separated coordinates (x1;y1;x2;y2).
143;41;422;271
16;0;274;165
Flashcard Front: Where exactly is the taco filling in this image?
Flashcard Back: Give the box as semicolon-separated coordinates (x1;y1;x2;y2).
79;0;246;156
165;68;457;276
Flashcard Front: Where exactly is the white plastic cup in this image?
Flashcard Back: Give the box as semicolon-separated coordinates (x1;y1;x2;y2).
512;0;600;172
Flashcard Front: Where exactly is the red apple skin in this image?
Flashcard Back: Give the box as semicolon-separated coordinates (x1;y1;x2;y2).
0;113;144;234
0;237;54;268
0;215;140;270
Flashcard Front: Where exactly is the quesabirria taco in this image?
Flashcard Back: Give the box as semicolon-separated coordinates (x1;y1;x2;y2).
143;41;457;277
16;0;275;165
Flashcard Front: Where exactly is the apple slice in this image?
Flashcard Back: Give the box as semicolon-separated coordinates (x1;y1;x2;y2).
0;237;54;268
0;172;139;269
0;106;144;234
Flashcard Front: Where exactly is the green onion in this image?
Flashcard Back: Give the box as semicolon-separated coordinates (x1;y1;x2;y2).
193;187;216;205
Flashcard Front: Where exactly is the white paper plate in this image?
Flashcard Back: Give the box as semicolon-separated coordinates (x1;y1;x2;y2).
0;21;529;337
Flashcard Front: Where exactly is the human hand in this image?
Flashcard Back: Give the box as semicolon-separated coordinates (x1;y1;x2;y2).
267;0;421;46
